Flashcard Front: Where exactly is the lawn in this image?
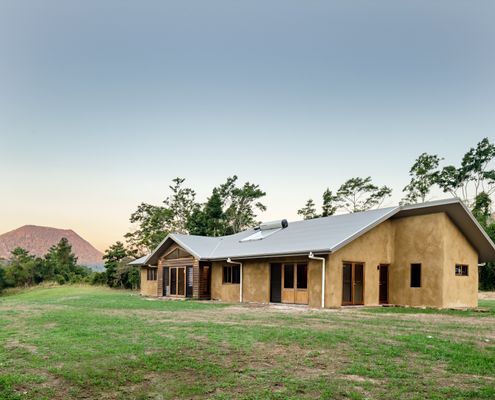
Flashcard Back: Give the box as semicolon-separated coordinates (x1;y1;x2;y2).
0;286;494;400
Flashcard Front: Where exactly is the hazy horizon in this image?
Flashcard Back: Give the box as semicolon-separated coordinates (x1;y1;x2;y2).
2;1;494;251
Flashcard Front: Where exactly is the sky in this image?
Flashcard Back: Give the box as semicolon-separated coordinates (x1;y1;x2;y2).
1;0;494;251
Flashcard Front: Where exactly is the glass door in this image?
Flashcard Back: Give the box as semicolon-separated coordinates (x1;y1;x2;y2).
342;262;364;305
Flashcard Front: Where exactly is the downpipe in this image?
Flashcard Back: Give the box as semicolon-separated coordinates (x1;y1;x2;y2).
227;258;243;303
309;252;326;308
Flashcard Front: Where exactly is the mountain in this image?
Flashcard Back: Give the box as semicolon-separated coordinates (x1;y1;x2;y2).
0;225;104;267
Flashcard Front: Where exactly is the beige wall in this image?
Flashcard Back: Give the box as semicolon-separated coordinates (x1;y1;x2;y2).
211;258;323;306
391;213;445;307
442;216;478;308
140;267;158;297
326;220;394;307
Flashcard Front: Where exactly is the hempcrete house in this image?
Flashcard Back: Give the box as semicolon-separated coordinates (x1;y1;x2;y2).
131;198;495;309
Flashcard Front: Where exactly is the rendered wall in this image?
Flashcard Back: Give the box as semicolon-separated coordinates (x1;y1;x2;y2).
391;213;446;307
326;220;394;308
442;216;478;308
210;258;323;306
140;267;158;297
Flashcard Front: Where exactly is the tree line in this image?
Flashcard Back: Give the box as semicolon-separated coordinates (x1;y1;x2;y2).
0;238;94;292
1;137;494;293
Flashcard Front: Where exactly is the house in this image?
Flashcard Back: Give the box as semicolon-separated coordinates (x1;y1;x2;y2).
132;198;495;309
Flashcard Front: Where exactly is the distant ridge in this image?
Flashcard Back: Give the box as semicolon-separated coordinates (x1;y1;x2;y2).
0;225;104;266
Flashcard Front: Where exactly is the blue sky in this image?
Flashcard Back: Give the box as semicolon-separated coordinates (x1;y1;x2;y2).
1;1;494;250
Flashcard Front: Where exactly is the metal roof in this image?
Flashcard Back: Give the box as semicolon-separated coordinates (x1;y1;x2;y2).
140;198;495;265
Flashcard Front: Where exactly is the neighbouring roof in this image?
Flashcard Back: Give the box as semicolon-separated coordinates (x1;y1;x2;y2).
134;198;495;265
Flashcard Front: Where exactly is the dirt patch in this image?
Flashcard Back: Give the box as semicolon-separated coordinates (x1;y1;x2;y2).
479;291;495;300
5;339;38;354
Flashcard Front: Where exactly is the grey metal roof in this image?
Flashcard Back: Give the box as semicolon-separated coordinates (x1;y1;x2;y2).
143;198;495;265
128;255;148;266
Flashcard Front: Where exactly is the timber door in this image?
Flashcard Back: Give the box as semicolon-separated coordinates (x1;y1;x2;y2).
379;264;389;304
281;263;308;305
169;267;186;297
342;262;364;305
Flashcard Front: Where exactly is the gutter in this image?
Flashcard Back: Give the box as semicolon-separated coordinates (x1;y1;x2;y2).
309;252;326;308
227;258;243;303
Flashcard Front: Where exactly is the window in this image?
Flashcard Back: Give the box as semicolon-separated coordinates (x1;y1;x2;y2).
410;264;421;288
223;265;240;284
296;264;308;289
147;268;157;281
283;264;294;288
455;264;468;276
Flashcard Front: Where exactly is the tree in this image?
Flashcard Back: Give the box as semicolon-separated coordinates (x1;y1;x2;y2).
44;238;80;284
163;177;198;234
336;177;392;212
298;199;318;220
187;189;228;236
402;153;442;204
217;176;267;233
124;203;172;256
436;138;495;206
321;189;339;217
0;266;5;292
103;241;128;288
4;248;36;287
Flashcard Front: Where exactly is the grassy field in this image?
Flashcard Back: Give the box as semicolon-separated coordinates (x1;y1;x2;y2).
0;286;494;400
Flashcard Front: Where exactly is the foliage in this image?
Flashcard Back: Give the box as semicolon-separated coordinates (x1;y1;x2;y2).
336;176;392;212
402;153;442;204
187;189;228;236
1;239;90;289
217;176;267;233
297;199;318;220
321;188;339;217
163;177;198;234
436;138;495;206
103;241;128;287
124;203;172;256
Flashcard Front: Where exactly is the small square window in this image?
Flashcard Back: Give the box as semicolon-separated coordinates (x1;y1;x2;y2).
455;264;468;276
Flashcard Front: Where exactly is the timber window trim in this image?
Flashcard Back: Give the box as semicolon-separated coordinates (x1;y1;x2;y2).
455;264;469;276
410;263;421;288
223;265;240;284
147;268;157;281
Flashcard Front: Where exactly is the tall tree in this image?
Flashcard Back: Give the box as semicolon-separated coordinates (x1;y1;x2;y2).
217;176;267;233
437;138;495;205
163;177;198;234
124;203;171;256
336;177;392;212
103;241;128;288
321;189;339;217
44;238;79;284
297;199;318;220
187;189;227;236
402;153;442;204
5;248;36;287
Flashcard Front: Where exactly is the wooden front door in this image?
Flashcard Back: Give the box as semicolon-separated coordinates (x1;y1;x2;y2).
281;263;308;305
379;264;389;304
342;262;364;305
169;267;186;297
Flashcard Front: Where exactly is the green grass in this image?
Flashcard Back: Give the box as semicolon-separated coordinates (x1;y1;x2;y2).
1;286;494;399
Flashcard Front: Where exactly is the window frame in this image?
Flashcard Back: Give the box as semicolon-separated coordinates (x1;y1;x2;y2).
223;265;240;284
410;263;421;288
455;264;469;277
147;268;157;281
